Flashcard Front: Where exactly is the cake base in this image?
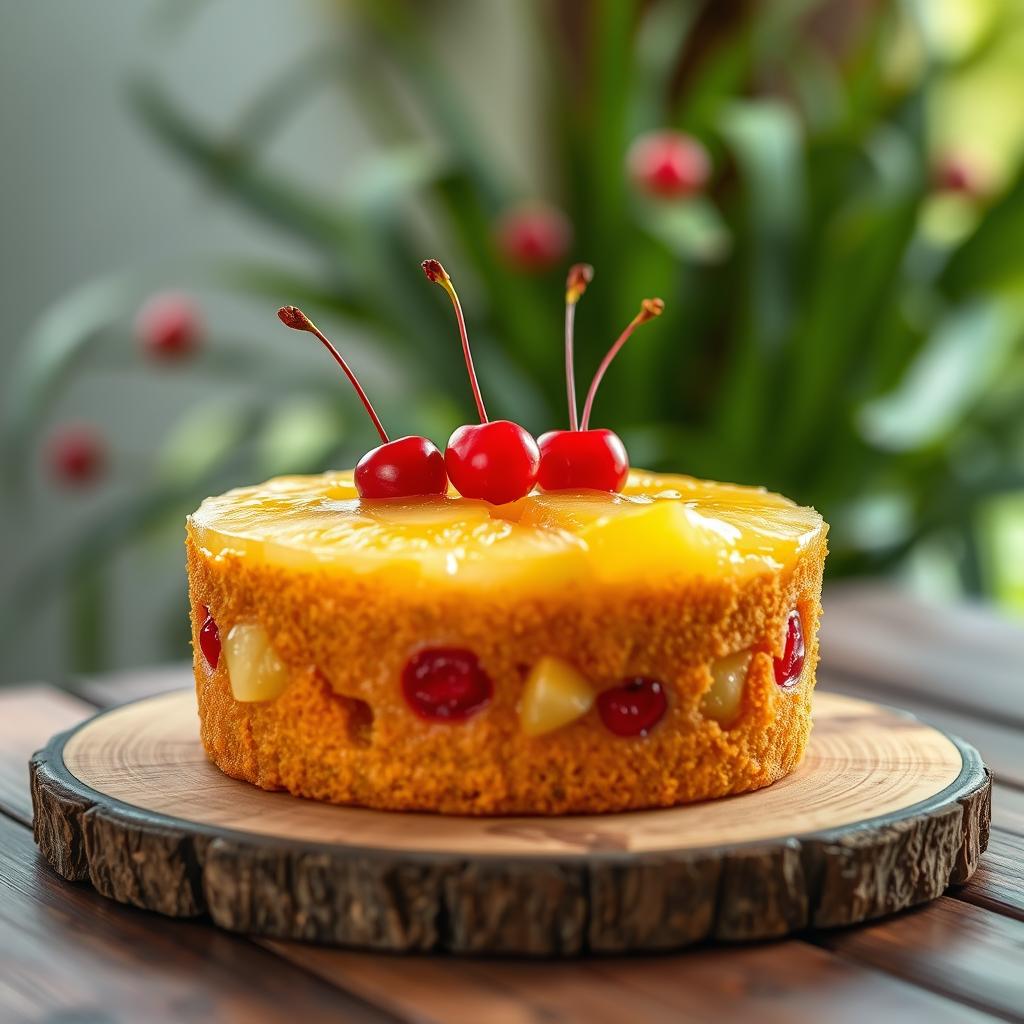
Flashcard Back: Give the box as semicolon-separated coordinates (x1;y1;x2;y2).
31;690;990;955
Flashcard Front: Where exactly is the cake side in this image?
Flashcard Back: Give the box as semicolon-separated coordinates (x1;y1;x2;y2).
186;483;826;815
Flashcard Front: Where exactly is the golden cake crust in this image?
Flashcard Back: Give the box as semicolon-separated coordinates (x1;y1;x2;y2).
186;481;826;814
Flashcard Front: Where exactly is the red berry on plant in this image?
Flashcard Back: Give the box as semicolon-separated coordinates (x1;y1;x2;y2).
402;647;493;722
538;275;664;493
277;306;447;500
933;154;984;197
495;203;572;272
597;677;667;737
199;607;221;669
136;292;203;361
628;131;710;199
773;610;806;688
422;259;540;504
46;422;107;487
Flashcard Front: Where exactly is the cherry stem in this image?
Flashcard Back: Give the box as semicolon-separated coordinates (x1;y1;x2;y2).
422;259;488;423
277;306;390;444
580;298;664;431
564;263;593;431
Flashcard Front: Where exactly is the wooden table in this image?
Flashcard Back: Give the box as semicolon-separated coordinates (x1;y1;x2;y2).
1;584;1022;1024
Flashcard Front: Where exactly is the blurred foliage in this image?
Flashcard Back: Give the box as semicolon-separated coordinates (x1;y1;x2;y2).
5;0;1024;672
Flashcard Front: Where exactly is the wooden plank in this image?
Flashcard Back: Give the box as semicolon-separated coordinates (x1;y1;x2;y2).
0;815;394;1024
0;687;91;825
821;584;1024;727
992;784;1024;836
957;829;1024;923
6;683;1003;1023
820;896;1024;1022
270;940;996;1024
819;671;1024;789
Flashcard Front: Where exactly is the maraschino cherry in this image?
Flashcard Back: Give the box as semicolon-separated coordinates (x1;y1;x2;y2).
277;306;447;499
597;677;667;737
422;259;540;504
537;269;664;492
773;610;806;688
199;605;221;669
402;647;493;722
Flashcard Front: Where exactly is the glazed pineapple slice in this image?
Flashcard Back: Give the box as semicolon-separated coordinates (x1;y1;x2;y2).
189;470;824;587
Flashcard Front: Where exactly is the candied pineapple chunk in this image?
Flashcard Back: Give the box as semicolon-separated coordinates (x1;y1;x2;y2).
519;656;594;736
224;622;290;702
701;650;752;726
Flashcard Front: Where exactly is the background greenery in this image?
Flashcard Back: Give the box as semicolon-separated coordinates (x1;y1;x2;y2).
3;0;1024;680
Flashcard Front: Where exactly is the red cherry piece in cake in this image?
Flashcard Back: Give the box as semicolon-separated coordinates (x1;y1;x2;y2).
402;647;493;722
537;428;629;492
136;292;203;360
199;607;221;669
445;420;540;505
773;610;805;688
597;677;667;737
628;131;710;199
355;435;448;499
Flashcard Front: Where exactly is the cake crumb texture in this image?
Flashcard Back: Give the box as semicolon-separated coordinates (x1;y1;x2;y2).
187;517;826;815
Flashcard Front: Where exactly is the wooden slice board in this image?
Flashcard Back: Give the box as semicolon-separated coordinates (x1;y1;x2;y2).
31;690;990;956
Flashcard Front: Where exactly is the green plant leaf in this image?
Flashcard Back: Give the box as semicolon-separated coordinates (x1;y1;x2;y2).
978;490;1024;612
352;0;509;213
233;45;345;154
587;0;635;247
255;395;346;478
718;100;806;351
2;274;131;487
153;397;262;490
348;146;452;217
631;0;703;132
771;119;925;480
216;260;380;327
130;77;357;253
634;196;731;263
69;565;107;674
787;41;847;133
941;163;1024;300
858;297;1024;451
711;100;806;460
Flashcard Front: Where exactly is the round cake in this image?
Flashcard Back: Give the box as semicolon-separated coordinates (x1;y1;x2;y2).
186;470;827;814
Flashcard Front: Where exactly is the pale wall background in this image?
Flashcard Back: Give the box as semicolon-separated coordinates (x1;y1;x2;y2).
0;0;531;685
